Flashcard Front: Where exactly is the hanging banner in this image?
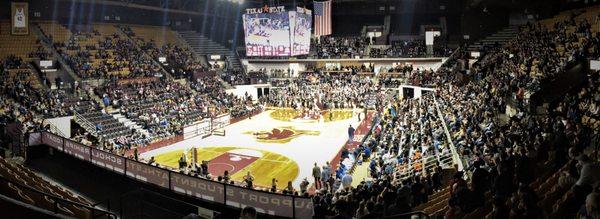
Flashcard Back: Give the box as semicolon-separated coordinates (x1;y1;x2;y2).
11;2;29;35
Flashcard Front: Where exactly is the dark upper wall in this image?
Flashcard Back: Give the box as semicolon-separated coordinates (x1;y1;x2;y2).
458;0;565;44
0;0;242;46
329;0;463;36
0;0;10;20
1;0;585;48
1;0;460;47
459;5;510;43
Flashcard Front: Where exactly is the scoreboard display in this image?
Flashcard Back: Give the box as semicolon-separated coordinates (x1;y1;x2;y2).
243;7;311;57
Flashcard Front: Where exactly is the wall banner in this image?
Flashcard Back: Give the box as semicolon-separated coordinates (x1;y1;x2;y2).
11;2;29;35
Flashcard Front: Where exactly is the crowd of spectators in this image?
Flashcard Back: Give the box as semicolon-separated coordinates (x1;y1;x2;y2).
498;18;599;94
149;43;207;78
314;36;369;59
313;36;452;59
284;15;599;218
370;40;427;58
221;69;249;85
27;46;53;60
95;75;256;142
118;25;209;79
425;18;600;218
369;40;453;58
2;55;26;69
53;28;162;80
0;59;45;130
2;57;99;118
310;94;451;217
1;11;599;219
265;72;376;109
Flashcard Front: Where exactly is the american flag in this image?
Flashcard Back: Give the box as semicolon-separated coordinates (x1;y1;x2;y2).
314;0;332;36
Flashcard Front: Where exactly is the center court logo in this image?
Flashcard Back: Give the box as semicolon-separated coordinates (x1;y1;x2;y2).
244;126;319;143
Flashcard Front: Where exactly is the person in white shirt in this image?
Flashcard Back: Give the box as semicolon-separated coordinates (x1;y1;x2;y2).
576;155;600;187
573;154;600;206
342;173;353;189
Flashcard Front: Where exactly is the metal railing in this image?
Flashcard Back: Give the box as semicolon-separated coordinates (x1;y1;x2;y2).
347;114;380;175
432;96;464;171
382;210;430;219
47;123;67;138
394;152;453;182
73;111;97;137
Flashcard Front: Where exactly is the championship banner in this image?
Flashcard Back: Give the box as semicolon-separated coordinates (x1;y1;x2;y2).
11;2;29;35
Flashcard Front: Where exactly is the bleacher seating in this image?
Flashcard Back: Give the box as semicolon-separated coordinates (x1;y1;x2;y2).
0;21;41;60
119;25;207;79
79;111;134;140
0;2;597;216
178;31;242;69
0;157;98;218
4;67;43;90
127;24;181;47
37;21;73;45
51;23;163;79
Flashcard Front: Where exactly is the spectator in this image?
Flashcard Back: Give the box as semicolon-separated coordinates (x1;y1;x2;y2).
579;192;600;219
348;124;355;143
283;181;294;195
243;172;254;188
300;178;309;194
271;178;278;193
240;206;257;219
312;163;322;189
341;172;353;189
490;196;510;219
573;155;600;206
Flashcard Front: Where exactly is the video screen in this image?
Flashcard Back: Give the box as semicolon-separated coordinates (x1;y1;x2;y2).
291;11;311;56
243;12;291;56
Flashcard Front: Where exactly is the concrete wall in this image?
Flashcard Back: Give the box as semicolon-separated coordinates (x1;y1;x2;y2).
44;116;73;138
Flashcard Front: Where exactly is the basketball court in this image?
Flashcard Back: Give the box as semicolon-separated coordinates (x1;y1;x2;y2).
140;108;372;189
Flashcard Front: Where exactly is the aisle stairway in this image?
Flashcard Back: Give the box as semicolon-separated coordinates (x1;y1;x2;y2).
350;160;371;188
74;111;134;140
31;23;81;82
467;26;520;52
111;113;150;137
178;31;242;70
